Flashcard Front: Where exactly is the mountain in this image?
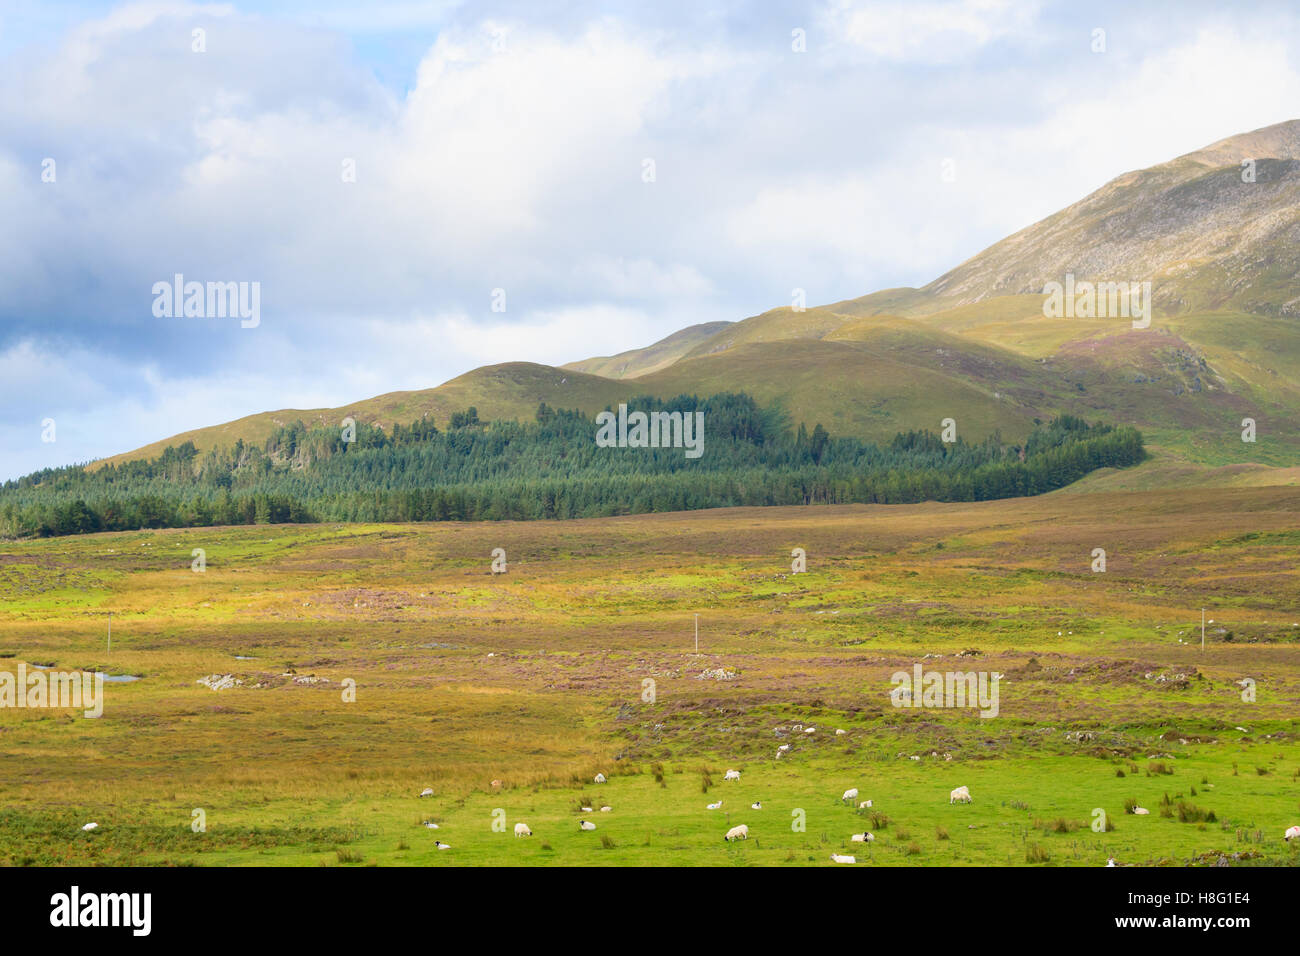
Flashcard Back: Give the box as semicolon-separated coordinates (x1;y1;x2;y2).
89;121;1300;477
562;321;733;379
920;120;1300;316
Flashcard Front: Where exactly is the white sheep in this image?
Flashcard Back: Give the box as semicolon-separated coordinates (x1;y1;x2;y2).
751;801;762;810
830;853;856;864
422;821;439;829
579;820;597;831
594;773;607;784
724;769;741;781
514;822;532;837
581;806;593;812
850;832;874;843
725;824;749;841
707;800;723;810
434;841;451;850
842;787;859;803
949;786;971;804
1285;825;1300;840
859;800;873;809
1133;807;1150;815
1106;857;1116;867
81;822;99;832
419;787;434;797
600;806;612;812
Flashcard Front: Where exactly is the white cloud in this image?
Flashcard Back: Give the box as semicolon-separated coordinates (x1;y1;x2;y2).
821;0;1042;62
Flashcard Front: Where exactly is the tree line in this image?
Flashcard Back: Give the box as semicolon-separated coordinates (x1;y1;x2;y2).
0;394;1144;538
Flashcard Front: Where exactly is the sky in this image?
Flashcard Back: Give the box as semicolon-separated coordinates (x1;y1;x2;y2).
3;0;1300;479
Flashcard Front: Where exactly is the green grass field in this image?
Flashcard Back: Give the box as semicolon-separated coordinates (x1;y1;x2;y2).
2;485;1299;866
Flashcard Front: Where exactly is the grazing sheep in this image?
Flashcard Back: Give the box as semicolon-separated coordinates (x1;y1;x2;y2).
842;787;859;803
81;823;99;832
1285;826;1300;841
724;769;741;781
777;743;790;752
579;820;597;831
514;822;532;837
1133;807;1150;815
829;853;856;864
751;801;762;810
434;841;451;850
725;824;749;841
707;800;723;810
949;786;972;804
419;787;434;797
835;729;846;736
594;773;607;784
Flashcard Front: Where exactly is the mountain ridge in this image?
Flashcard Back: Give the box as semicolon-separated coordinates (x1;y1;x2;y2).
84;119;1300;477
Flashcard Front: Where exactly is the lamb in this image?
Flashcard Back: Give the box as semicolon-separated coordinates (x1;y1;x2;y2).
725;824;749;841
514;822;532;837
949;786;971;804
724;769;741;781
